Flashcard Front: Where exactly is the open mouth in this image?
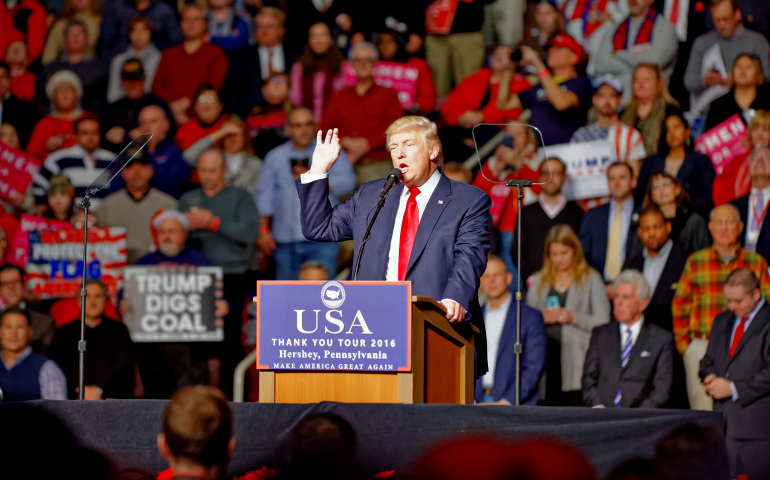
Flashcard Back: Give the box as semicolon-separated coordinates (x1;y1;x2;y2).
399;163;409;175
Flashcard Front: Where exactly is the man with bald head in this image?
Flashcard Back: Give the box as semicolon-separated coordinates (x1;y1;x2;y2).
673;203;770;410
133;105;189;198
732;146;770;261
178;148;258;396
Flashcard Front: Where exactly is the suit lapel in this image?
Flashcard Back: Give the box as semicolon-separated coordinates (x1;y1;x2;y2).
406;175;452;275
651;251;676;303
608;324;622;381
729;303;770;364
735;195;750;245
370;183;403;279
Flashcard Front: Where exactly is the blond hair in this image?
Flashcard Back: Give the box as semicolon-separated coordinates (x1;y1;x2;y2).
747;109;770;142
385;116;443;166
628;64;679;111
537;225;590;294
256;6;285;27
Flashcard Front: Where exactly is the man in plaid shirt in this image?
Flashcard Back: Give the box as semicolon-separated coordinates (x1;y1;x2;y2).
672;204;770;411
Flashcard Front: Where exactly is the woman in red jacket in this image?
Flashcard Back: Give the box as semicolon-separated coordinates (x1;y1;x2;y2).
375;28;437;116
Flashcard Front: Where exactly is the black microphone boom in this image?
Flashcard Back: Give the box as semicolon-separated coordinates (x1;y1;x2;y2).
379;168;403;200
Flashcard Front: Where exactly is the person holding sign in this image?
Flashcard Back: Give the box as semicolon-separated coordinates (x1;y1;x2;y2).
705;54;770;131
296;116;491;377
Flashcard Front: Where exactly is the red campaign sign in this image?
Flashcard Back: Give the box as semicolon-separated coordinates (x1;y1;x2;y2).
0;141;41;205
694;114;749;175
7;214;71;267
343;61;419;110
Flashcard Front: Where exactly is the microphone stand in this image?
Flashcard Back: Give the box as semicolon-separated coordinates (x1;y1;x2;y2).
353;191;390;281
506;178;533;406
77;192;92;400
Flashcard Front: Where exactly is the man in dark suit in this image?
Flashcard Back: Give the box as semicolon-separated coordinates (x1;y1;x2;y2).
518;157;585;283
223;7;298;118
583;269;675;408
623;206;687;332
579;162;641;291
475;256;546;405
731;145;770;262
700;268;770;479
0;61;40;150
297;116;491;376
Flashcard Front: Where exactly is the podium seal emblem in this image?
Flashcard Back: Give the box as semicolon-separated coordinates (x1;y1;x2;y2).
321;281;346;309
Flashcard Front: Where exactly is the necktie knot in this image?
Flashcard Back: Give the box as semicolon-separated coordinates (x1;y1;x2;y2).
409;187;421;198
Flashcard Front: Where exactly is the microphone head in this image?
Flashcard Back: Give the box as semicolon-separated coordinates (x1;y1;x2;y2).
388;168;403;181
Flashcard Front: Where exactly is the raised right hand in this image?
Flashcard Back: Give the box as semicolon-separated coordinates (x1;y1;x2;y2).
309;129;341;175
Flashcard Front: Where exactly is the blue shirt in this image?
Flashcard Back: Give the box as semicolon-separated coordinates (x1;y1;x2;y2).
518;76;594;146
111;139;190;198
256;140;357;243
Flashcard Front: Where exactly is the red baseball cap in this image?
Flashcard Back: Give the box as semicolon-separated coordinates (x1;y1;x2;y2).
548;33;584;59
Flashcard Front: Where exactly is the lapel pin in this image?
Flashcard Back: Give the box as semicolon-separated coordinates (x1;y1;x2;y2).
438;200;444;204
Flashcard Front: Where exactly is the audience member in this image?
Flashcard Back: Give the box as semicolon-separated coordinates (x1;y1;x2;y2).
0;307;67;401
732;146;770;259
619;64;679;156
376;27;437;115
442;161;473;184
672;203;770;411
563;0;624;55
106;16;161;104
0;60;39;150
157;385;234;480
289;22;346;122
636;111;715;217
572;75;647;176
526;224;610;406
47;279;135;399
42;174;76;222
439;45;531;163
520;0;564;62
424;0;488;95
642;171;710;255
151;5;228;125
184;116;263;197
6;41;35;102
713;108;770;206
175;85;230;150
498;34;593;146
102;58;171;152
97;156;178;262
582;270;675;408
136;105;189;198
297;260;330;281
0;0;46;65
282;0;365;54
206;0;251;52
257;107;355;280
654;424;730;480
684;0;770;96
42;0;102;66
135;210;212;267
623;206;687;332
36;19;108;114
245;72;293;159
477;255;546;405
518;158;585;282
705;54;770;131
0;123;21;149
593;0;678;99
98;0;182;62
224;7;297;117
320;42;403;184
699;268;770;479
579;163;640;288
32;115;114;208
0;264;56;353
507;120;543;171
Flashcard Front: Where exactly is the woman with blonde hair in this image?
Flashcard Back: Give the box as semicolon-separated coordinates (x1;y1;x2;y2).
526;224;610;406
705;54;770;131
42;0;102;65
620;64;680;156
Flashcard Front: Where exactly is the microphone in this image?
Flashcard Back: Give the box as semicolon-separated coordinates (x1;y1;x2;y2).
378;168;403;202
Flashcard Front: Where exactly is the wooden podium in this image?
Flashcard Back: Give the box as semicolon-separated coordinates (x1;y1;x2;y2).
258;296;478;404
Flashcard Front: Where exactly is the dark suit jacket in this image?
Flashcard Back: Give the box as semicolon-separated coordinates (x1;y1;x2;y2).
635;153;715;217
623;243;687;332
222;44;298;118
579;202;641;279
700;303;770;440
474;302;546;405
583;320;675;408
0;95;41;150
296;173;492;375
732;193;770;264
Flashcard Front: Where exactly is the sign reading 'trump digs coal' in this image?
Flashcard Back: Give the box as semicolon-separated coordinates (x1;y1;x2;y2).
123;265;224;342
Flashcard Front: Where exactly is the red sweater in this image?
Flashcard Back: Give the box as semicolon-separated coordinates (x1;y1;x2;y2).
320;84;404;161
174;115;230;150
472;162;540;232
10;70;35;102
151;43;228;103
25;115;86;160
0;0;46;63
408;57;437;115
440;68;531;126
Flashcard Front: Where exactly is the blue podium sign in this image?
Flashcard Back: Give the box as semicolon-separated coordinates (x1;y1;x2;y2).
256;281;412;372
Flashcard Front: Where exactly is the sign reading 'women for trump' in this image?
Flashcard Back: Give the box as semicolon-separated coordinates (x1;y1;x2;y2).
256;281;412;372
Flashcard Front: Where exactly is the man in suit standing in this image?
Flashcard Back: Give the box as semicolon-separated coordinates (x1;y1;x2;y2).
297;116;491;376
579;162;641;298
518;158;585;283
476;255;546;405
732;145;770;262
583;269;675;408
700;268;770;479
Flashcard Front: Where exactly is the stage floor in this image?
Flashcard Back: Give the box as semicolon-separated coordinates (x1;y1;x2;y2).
19;400;722;477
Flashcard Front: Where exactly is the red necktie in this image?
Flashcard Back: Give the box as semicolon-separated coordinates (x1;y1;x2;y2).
729;316;748;358
267;49;274;77
670;0;680;27
398;187;421;281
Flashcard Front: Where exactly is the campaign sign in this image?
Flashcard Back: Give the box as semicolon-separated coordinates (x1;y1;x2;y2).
0;141;41;205
26;227;127;298
8;214;71;267
539;140;616;200
256;281;412;372
343;61;419;110
694;114;749;174
123;265;224;342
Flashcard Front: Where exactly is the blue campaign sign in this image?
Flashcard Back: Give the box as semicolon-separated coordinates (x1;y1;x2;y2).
256;281;412;372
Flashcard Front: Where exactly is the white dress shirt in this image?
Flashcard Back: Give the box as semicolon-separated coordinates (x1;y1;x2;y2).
746;185;770;248
480;292;512;389
537;193;567;219
258;44;286;81
642;239;673;295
